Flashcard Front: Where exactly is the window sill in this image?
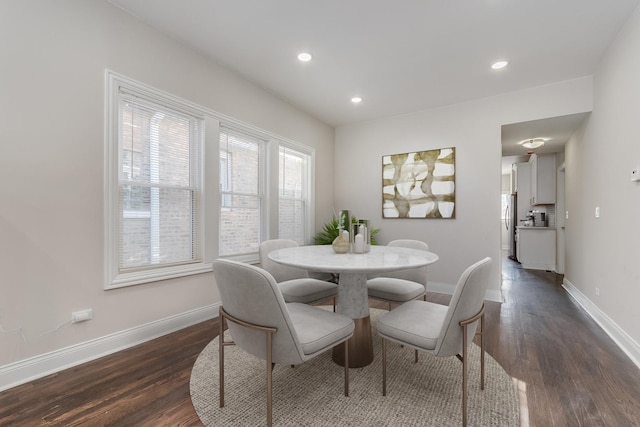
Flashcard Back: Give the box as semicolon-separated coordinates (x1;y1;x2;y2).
105;262;214;290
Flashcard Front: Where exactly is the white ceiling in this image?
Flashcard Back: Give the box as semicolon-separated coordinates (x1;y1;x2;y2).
500;112;591;173
108;0;638;128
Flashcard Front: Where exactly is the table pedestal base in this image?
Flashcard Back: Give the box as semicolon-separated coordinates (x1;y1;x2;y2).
332;316;374;368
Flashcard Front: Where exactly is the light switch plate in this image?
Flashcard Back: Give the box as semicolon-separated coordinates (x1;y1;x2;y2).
595;206;600;218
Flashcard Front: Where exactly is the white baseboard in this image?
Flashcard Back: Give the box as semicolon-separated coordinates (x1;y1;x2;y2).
429;281;503;303
0;303;220;393
562;279;640;369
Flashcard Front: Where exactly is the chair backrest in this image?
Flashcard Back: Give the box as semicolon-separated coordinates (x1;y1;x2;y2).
213;259;305;365
259;239;310;282
379;239;430;285
435;257;492;357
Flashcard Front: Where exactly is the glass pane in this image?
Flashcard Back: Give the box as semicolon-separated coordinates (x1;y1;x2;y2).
120;99;194;188
279;147;305;198
219;131;260;195
279;199;305;245
120;186;196;269
219;194;261;256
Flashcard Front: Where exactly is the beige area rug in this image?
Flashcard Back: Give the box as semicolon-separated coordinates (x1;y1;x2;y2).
190;308;519;426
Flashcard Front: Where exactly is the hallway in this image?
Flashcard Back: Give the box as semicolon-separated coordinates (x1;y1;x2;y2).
490;255;640;426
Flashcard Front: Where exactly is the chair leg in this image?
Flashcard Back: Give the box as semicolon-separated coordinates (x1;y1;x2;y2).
462;324;468;427
480;312;485;390
219;310;225;408
382;338;387;396
266;333;273;427
333;296;336;312
344;339;350;396
414;349;418;363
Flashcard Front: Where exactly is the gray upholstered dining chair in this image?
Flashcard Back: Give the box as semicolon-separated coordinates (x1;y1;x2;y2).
260;239;338;309
366;239;430;310
213;259;355;427
377;257;492;427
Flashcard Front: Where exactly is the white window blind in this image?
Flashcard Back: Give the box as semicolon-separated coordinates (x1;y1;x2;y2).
118;93;202;270
218;127;264;257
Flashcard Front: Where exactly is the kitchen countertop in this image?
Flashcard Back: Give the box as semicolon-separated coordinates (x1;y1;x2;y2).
517;226;556;230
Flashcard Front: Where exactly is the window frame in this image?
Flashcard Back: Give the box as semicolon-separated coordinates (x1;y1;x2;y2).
217;125;267;261
105;70;316;283
217;125;316;263
276;142;315;246
104;70;214;289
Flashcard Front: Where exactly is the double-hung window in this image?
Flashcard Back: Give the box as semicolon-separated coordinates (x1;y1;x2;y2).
278;145;310;245
217;127;314;259
105;72;315;278
105;71;210;289
218;126;265;258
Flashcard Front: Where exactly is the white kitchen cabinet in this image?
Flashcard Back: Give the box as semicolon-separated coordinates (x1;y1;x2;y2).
529;154;556;205
513;162;531;223
517;227;556;271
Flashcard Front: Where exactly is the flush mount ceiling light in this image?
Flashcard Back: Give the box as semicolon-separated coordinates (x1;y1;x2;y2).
491;60;508;70
520;138;545;149
297;52;312;62
351;96;362;104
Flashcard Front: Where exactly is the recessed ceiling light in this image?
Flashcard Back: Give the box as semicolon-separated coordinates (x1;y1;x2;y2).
520;138;545;149
351;97;362;103
491;60;508;70
297;52;312;62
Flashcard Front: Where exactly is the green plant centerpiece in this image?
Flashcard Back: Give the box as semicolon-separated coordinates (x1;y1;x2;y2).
313;216;379;245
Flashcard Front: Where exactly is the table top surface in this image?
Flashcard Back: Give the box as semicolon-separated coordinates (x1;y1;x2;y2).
268;245;439;274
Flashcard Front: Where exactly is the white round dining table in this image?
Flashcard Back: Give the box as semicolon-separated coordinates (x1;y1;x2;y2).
268;244;439;367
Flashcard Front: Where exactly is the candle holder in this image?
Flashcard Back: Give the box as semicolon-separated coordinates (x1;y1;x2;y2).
337;210;351;233
350;220;370;254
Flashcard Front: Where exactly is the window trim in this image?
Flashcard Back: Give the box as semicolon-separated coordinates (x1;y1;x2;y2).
276;140;315;245
216;125;316;262
104;70;213;289
105;70;316;282
217;124;267;262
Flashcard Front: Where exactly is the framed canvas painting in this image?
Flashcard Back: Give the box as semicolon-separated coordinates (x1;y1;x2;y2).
382;147;455;219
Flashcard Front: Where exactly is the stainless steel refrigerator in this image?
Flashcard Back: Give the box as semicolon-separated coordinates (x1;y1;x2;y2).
506;193;517;260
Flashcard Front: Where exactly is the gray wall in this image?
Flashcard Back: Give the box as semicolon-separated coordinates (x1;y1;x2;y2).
334;78;592;301
0;0;334;377
564;6;640;355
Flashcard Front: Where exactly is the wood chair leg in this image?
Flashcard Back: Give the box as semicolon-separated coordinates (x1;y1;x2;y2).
414;349;418;363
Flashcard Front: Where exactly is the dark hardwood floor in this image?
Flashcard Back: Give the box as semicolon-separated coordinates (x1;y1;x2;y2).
2;255;640;426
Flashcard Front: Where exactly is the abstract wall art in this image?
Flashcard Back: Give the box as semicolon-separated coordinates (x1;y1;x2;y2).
382;147;456;219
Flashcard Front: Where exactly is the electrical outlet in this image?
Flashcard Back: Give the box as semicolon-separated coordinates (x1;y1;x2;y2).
71;309;93;323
